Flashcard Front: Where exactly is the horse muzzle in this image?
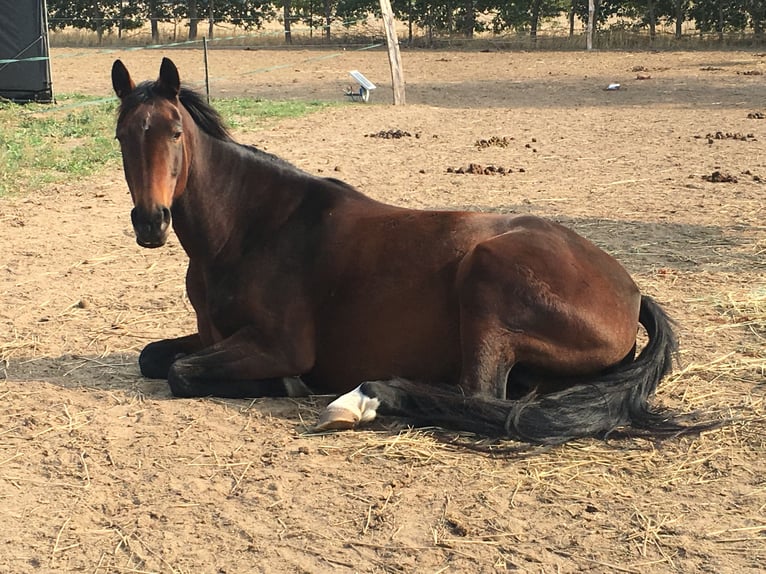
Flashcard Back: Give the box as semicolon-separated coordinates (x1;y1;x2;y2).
131;206;172;248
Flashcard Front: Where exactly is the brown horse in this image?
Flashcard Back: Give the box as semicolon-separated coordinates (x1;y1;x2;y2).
112;57;700;443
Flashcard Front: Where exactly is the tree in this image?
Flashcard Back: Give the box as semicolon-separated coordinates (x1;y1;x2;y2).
613;0;683;42
689;0;748;40
324;0;335;38
485;0;567;40
189;0;200;39
44;0;766;46
673;0;689;38
208;0;216;37
744;0;765;39
48;0;142;44
335;0;378;27
281;0;293;43
147;0;161;42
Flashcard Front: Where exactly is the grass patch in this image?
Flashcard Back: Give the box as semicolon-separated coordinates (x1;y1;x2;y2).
0;94;120;196
0;95;335;197
214;98;334;130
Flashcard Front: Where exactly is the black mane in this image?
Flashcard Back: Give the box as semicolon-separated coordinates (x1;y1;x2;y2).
117;81;233;142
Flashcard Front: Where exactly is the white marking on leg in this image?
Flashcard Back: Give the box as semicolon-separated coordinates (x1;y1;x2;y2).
315;385;380;430
328;385;381;423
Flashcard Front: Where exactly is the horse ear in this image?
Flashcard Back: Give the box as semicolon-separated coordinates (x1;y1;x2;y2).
111;59;135;99
157;57;181;99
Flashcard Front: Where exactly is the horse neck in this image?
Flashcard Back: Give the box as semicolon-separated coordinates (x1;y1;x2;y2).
171;122;304;262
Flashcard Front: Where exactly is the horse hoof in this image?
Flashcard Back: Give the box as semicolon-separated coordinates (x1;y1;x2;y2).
314;385;381;432
314;407;360;431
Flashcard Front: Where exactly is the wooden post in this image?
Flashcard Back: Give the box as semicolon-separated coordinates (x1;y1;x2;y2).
203;36;211;104
379;0;406;105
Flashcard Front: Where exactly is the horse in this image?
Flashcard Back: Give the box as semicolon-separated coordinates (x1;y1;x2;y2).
111;57;704;444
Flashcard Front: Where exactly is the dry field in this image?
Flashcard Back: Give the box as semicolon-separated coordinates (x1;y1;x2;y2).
1;46;764;573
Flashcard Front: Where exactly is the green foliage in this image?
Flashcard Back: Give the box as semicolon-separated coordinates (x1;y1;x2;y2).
48;0;144;34
690;0;749;35
45;0;766;41
335;0;379;27
479;0;567;34
390;0;476;36
215;0;276;29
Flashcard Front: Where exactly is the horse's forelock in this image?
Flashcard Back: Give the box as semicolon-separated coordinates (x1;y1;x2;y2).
116;81;232;143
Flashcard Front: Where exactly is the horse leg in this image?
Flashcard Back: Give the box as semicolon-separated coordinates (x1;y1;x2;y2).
314;315;518;431
138;260;221;380
139;334;204;379
315;264;521;432
457;313;518;400
166;326;314;398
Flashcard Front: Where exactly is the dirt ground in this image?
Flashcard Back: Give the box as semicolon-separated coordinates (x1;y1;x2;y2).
1;46;764;573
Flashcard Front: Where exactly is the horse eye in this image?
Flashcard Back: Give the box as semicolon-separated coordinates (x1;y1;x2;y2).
172;130;183;141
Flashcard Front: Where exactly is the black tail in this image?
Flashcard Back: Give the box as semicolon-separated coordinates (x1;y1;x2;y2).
361;296;715;444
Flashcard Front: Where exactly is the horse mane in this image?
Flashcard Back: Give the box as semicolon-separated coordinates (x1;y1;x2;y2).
179;86;233;142
117;81;233;142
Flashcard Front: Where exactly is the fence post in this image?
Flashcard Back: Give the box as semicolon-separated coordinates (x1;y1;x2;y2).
203;36;210;104
379;0;406;105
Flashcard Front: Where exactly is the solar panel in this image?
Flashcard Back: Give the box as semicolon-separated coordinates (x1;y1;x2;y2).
349;70;376;91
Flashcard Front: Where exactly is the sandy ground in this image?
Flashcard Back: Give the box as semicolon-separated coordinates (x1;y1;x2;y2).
1;46;764;573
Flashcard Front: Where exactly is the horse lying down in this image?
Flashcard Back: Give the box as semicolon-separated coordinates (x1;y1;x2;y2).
111;57;716;444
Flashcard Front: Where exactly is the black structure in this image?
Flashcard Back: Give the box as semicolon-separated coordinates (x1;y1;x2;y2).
0;0;54;102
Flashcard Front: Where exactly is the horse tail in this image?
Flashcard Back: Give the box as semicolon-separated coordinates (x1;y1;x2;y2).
359;295;711;444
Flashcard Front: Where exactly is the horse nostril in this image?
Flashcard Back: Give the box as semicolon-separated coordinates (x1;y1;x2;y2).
160;206;171;227
131;206;170;241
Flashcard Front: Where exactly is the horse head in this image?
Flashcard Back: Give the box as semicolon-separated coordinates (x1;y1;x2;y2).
112;57;191;248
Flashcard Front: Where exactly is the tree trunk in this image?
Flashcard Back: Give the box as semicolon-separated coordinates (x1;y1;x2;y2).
531;0;542;42
283;0;292;43
408;0;413;44
749;0;765;41
149;0;160;43
465;0;474;38
208;0;215;38
586;0;595;50
674;0;683;38
324;0;331;40
428;8;433;47
717;1;724;42
648;0;656;42
188;0;198;41
569;1;575;37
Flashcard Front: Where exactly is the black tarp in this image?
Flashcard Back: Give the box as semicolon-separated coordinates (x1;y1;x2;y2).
0;0;53;102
